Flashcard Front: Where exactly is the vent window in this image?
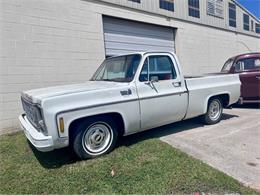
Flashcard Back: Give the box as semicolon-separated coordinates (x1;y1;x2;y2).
207;0;224;18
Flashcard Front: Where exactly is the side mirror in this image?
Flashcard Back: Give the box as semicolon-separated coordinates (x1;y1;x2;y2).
150;76;159;83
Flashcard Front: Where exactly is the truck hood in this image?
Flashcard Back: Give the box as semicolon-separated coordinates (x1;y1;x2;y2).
22;81;130;104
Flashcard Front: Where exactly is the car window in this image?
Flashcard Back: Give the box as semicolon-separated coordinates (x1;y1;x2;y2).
235;57;260;72
221;59;233;72
139;55;177;82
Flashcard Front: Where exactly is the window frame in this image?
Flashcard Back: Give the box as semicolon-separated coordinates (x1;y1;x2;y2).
251;20;254;32
228;2;236;28
234;57;260;72
159;0;174;12
256;23;260;34
188;0;200;18
138;55;178;82
243;14;250;31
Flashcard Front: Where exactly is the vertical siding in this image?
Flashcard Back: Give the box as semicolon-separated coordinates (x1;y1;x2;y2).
98;0;260;38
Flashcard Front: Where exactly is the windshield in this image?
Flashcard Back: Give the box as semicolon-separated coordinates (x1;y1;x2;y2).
91;54;141;82
221;59;234;72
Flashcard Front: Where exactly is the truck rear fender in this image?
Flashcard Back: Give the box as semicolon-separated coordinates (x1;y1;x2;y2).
203;93;230;113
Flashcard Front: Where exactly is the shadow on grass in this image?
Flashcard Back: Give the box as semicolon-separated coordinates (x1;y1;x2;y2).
29;142;78;169
30;113;238;169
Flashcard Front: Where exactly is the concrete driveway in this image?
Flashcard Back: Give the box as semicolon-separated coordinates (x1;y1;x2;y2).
160;105;260;190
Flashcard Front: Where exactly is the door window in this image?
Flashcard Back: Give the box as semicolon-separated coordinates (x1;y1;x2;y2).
235;58;260;72
139;55;177;82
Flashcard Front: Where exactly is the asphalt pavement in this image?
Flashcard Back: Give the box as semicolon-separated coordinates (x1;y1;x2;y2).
160;104;260;190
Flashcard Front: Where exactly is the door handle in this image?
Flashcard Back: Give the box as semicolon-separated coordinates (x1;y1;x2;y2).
120;89;132;96
172;81;181;87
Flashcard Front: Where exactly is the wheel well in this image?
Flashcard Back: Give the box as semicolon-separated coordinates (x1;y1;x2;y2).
68;113;125;143
209;94;230;108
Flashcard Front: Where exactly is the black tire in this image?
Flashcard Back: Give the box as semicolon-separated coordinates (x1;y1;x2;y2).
202;98;223;125
72;116;118;159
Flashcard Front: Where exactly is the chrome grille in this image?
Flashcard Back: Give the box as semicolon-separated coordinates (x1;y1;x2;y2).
21;98;41;129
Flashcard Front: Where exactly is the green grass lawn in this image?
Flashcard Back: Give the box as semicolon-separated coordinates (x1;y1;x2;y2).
0;131;257;194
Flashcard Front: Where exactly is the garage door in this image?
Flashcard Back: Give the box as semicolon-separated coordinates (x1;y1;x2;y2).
103;17;175;57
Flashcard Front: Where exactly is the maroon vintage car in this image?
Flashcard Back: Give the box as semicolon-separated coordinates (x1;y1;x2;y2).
221;53;260;104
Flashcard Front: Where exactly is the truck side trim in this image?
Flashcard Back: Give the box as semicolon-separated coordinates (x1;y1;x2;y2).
139;91;187;101
56;91;188;117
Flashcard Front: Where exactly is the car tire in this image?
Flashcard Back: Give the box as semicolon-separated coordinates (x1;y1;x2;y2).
202;98;223;125
72;116;118;159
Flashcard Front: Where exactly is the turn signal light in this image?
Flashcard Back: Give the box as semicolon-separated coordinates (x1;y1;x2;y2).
59;117;65;133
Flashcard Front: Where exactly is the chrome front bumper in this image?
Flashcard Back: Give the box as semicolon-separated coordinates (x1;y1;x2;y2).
19;114;54;152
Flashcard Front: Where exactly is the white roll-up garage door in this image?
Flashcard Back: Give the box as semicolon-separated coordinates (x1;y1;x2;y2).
103;17;175;57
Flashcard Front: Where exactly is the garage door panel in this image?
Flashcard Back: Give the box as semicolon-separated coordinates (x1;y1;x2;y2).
106;49;145;56
103;18;174;41
105;33;174;47
103;17;175;56
105;42;172;54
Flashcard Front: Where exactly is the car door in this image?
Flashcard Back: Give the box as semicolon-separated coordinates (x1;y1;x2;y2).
135;53;188;131
235;57;260;100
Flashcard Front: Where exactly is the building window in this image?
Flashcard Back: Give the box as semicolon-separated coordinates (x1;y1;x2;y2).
128;0;140;3
256;23;260;34
228;2;236;27
160;0;174;11
243;14;249;31
188;0;200;18
251;20;254;31
207;0;224;18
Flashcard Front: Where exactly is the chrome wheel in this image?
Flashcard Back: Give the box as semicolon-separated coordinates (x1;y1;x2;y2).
82;122;113;155
209;100;221;121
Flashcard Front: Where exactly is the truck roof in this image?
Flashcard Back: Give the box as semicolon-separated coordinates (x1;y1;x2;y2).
108;51;176;58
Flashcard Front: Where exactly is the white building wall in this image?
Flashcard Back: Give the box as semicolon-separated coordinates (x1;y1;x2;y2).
0;0;106;134
174;21;260;74
0;0;259;134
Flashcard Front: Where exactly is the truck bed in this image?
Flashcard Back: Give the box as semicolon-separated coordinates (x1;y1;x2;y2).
184;72;227;79
184;74;240;120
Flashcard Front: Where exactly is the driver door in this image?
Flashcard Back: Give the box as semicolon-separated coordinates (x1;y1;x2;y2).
136;54;188;130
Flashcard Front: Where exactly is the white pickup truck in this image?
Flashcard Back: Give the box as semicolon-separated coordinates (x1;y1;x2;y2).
19;52;240;159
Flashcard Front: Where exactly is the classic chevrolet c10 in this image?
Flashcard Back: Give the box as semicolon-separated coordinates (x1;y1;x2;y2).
19;52;240;159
